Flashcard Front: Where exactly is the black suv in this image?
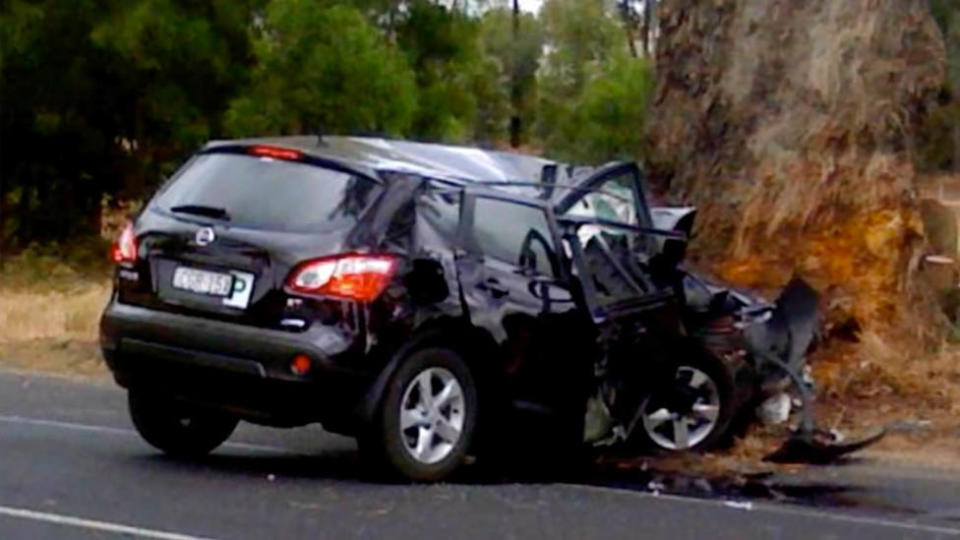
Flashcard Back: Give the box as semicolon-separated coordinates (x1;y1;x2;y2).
101;136;737;481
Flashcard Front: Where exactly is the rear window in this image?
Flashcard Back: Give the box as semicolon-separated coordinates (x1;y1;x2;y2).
151;153;382;233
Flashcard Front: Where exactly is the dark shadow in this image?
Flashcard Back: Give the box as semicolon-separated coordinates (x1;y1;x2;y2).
124;440;925;519
132;449;376;483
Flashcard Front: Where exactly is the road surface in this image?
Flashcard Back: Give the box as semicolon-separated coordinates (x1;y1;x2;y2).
0;370;957;539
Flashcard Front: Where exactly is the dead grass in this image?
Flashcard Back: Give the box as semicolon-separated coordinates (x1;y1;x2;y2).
0;247;112;378
0;280;111;380
0;284;110;344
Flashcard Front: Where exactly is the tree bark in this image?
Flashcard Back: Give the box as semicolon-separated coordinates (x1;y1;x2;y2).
953;91;960;172
646;0;946;344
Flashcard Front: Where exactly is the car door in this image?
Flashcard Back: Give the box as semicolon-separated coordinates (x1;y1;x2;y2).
555;162;654;256
455;191;595;425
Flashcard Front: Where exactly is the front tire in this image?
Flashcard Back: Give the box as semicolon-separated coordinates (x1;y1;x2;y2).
632;348;735;453
128;391;238;458
368;348;478;482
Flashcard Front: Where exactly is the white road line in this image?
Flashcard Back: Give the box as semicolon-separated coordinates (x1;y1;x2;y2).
575;485;960;536
0;505;216;540
0;414;291;454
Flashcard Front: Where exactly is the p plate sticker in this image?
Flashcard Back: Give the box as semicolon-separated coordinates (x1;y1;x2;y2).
222;271;255;309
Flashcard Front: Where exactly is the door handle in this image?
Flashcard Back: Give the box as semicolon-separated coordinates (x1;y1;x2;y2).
478;278;509;299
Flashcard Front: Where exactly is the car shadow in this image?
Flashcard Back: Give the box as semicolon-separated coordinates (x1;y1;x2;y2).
131;444;874;507
136;449;376;483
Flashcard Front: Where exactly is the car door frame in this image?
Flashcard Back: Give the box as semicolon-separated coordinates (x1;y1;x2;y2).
457;187;575;288
554;161;654;232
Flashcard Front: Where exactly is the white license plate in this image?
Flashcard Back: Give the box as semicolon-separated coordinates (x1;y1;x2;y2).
172;267;234;297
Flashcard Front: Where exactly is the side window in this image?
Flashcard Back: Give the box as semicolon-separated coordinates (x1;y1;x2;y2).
565;172;640;228
415;188;462;247
563;171;652;253
471;197;558;277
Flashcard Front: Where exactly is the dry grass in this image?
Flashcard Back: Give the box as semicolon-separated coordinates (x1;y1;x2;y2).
0;284;110;344
0;280;111;379
0;246;112;378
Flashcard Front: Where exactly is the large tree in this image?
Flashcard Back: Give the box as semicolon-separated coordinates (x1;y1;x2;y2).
646;1;946;344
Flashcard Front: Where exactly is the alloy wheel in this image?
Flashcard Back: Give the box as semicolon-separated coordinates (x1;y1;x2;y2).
641;366;721;450
399;367;466;464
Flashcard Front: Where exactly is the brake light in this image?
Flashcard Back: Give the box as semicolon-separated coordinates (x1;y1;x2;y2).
111;222;137;264
287;254;398;302
249;145;302;161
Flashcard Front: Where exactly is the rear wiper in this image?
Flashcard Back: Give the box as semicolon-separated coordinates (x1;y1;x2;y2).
169;204;231;221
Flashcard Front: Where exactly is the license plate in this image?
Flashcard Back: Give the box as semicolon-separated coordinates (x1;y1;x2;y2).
172;267;234;297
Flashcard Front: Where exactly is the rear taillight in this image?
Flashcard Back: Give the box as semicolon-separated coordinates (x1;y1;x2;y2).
111;222;137;264
286;254;398;302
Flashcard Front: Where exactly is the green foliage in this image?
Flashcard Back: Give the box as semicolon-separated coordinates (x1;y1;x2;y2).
479;7;544;144
225;2;417;137
2;0;123;245
1;0;257;249
919;0;960;172
562;54;655;163
537;0;648;162
1;0;659;250
396;2;485;141
538;0;624;93
91;0;258;179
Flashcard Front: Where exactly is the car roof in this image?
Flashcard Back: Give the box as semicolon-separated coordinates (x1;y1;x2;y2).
203;135;645;212
204;135;567;187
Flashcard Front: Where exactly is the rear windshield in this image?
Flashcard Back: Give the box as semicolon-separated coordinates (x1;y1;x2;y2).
150;153;382;233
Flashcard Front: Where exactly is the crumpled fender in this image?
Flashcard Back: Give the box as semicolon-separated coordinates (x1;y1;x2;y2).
743;278;820;373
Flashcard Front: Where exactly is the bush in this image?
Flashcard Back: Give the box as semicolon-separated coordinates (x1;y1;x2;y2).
539;54;655;163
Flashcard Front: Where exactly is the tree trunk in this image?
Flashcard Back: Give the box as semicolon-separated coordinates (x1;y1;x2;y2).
510;0;522;148
641;0;652;56
619;1;639;59
953;91;960;172
646;0;946;346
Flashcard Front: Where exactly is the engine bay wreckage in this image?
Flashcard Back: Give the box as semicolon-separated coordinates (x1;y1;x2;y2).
344;138;884;464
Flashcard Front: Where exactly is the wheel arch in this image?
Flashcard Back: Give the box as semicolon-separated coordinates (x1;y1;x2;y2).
356;317;503;426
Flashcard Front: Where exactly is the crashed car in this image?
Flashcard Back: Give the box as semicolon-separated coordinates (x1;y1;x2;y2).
100;136;874;483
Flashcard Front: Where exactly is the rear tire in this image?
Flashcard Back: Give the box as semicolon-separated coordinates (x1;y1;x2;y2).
365;348;478;482
128;391;238;458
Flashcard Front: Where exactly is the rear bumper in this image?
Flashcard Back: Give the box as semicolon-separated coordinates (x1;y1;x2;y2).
100;299;376;429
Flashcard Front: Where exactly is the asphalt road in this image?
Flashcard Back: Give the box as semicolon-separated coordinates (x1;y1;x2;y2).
0;370;958;540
